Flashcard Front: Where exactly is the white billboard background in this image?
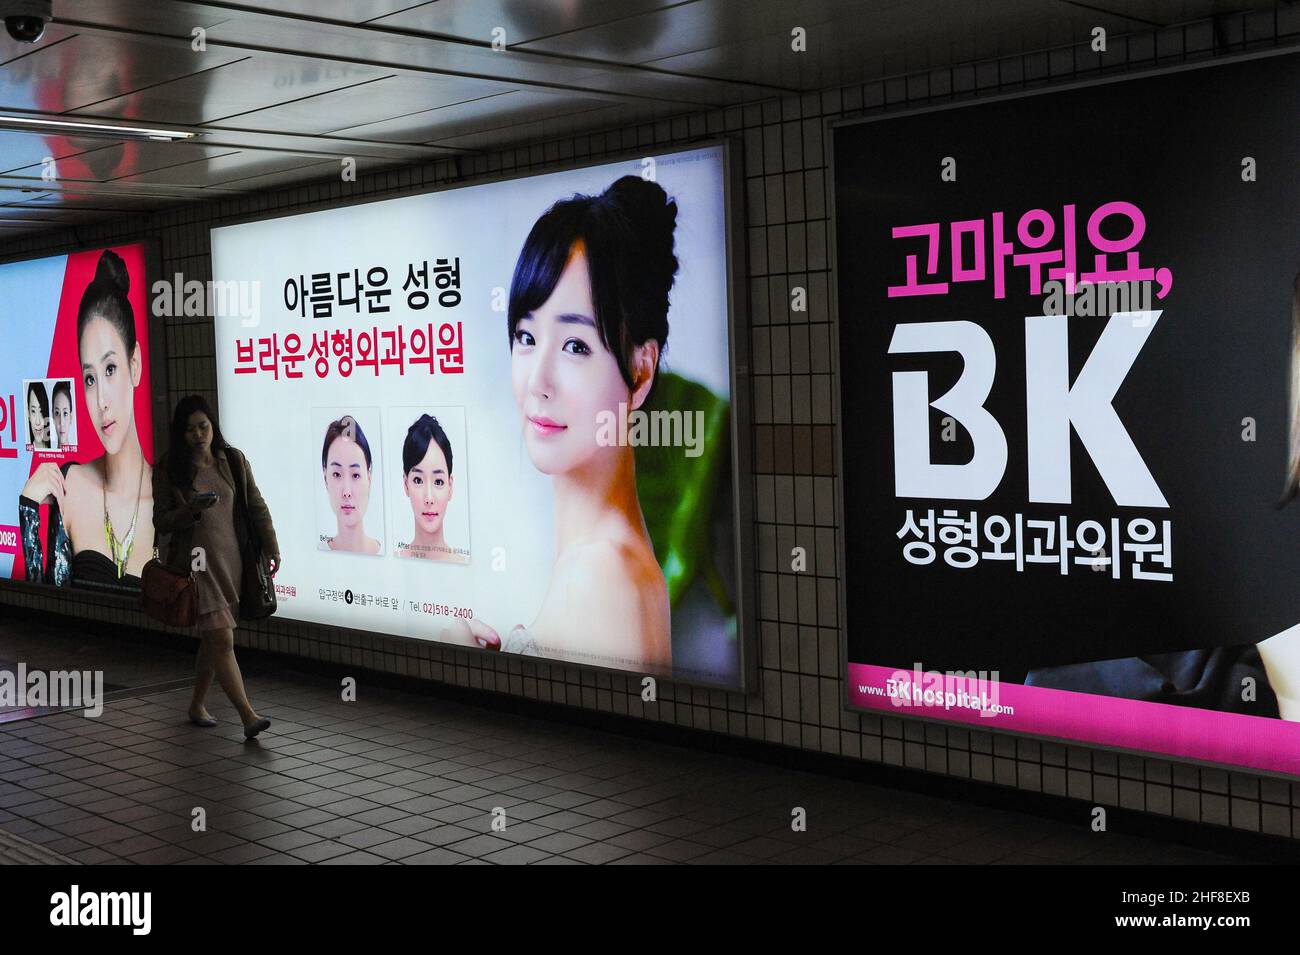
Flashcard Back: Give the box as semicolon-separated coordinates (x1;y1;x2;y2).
212;146;731;668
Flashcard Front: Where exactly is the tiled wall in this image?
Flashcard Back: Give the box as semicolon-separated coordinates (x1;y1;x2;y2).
5;7;1299;841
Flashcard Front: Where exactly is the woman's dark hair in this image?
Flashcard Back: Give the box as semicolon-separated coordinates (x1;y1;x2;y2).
508;176;679;393
403;414;453;477
77;249;136;358
51;379;71;409
27;381;49;418
322;415;372;471
167;395;229;490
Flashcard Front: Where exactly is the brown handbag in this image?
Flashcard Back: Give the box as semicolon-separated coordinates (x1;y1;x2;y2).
141;552;196;627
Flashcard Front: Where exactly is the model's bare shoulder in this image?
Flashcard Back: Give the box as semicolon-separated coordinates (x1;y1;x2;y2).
547;537;670;665
62;460;96;493
57;461;99;548
556;537;654;597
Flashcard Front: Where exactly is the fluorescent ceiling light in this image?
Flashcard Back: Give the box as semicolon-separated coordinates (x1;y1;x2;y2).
0;115;195;142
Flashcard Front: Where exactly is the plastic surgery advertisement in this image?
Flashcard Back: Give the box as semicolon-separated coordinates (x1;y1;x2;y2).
0;243;156;596
212;145;741;687
834;53;1300;775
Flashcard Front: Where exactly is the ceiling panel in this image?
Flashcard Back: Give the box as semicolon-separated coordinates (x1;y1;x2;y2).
197;12;788;106
329;88;617;143
427;98;689;152
7;188;220;218
190;156;348;193
0;131;125;176
74;55;388;127
514;0;1206;88
370;0;685;46
205;72;521;136
9;32;246;115
29;0;230;36
0;208;123;226
0;140;246;182
0;0;1283;238
113;150;347;189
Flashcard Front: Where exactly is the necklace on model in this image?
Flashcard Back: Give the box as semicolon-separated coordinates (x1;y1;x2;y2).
103;459;144;578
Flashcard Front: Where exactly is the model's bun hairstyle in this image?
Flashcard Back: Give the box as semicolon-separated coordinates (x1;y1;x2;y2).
403;413;453;477
508;175;679;395
322;415;372;471
77;249;136;358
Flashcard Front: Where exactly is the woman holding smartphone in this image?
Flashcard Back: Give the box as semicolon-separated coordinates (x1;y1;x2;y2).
154;395;279;738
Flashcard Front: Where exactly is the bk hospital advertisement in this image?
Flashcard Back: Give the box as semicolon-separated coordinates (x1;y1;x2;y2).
834;53;1300;776
0;243;155;597
211;145;743;688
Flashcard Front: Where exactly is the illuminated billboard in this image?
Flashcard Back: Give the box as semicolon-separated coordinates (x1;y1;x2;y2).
1;243;157;597
834;54;1300;775
212;144;747;688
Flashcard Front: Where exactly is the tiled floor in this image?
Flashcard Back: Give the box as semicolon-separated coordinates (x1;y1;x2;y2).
0;613;194;723
0;624;1257;865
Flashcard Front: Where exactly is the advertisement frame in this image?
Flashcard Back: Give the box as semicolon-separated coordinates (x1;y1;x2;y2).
827;47;1300;778
210;139;756;694
0;237;167;607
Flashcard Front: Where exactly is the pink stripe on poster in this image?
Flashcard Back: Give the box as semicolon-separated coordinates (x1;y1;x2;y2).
847;662;1300;777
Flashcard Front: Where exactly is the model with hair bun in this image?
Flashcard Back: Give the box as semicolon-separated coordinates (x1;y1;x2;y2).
397;413;468;563
19;250;153;589
448;176;676;673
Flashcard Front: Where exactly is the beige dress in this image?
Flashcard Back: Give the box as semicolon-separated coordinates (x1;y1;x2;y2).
192;463;242;630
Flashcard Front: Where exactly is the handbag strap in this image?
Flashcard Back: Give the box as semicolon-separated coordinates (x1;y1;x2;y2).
226;449;262;555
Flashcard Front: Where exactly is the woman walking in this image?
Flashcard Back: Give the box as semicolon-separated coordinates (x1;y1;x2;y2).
154;395;279;738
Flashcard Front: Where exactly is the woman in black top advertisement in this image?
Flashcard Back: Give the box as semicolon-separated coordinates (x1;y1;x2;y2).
18;250;153;592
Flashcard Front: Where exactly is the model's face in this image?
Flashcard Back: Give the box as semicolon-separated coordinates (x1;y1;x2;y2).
52;393;72;445
28;392;44;442
324;436;371;530
405;440;452;537
511;244;632;476
80;316;140;456
185;411;212;457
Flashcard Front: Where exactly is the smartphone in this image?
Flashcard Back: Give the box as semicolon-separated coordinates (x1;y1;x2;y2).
193;491;218;506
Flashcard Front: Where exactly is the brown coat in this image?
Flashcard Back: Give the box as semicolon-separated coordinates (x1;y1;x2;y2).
152;446;278;577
